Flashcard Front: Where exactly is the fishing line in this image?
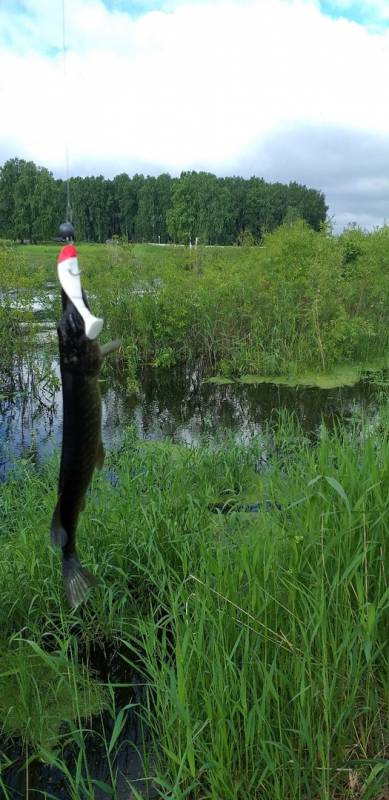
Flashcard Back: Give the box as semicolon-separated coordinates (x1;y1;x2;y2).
61;0;72;223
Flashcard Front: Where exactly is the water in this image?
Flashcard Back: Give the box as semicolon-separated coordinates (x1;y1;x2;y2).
0;343;384;481
1;659;155;799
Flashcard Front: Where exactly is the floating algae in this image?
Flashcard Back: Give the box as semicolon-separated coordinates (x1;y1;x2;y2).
207;359;389;390
0;642;108;754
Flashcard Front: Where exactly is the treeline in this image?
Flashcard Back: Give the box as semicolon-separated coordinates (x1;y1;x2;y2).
0;158;327;244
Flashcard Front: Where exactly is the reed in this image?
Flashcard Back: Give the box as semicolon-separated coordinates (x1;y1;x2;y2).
2;222;389;382
0;405;387;797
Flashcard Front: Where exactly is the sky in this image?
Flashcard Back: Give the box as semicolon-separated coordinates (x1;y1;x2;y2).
1;0;389;231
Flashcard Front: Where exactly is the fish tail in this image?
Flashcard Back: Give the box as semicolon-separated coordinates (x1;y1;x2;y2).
63;554;96;609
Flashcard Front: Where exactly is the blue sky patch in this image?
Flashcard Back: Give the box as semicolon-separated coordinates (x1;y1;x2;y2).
101;0;171;14
0;0;29;12
100;0;227;15
99;1;389;28
319;1;388;28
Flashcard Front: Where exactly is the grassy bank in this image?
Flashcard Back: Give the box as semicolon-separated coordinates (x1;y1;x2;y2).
1;222;389;382
0;407;388;798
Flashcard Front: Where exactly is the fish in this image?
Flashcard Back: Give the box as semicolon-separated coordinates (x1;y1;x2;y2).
51;243;120;608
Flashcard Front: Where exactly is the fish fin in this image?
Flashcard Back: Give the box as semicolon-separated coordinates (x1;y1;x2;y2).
51;499;68;548
63;555;97;609
96;440;105;470
100;339;121;358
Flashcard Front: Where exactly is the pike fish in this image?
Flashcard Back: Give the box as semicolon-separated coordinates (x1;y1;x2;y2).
51;244;120;608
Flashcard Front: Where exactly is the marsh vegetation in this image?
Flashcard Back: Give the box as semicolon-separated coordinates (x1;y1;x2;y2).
0;225;388;798
0;412;388;798
2;221;389;381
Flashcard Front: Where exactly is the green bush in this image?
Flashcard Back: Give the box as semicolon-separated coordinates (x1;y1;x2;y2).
3;228;389;377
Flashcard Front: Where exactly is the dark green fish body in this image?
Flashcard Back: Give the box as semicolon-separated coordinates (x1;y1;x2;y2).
51;290;119;607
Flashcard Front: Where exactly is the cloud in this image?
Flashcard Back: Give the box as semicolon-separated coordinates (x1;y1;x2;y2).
0;0;389;229
232;125;389;231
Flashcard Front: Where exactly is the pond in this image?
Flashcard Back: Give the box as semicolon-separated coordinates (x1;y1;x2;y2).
0;340;384;482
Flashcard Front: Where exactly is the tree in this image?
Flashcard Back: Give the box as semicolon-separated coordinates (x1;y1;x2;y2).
0;158;26;238
222;176;248;244
245;178;270;241
167;171;230;244
0;158;328;244
31;167;57;241
135;177;157;241
113;173;134;239
167;172;198;243
155;173;172;242
10;161;57;242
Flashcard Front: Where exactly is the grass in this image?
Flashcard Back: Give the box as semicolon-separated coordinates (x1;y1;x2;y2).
0;226;388;796
0;406;388;798
1;221;389;382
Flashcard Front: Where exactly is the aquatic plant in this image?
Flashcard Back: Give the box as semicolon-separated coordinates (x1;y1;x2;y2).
0;641;107;753
0;404;387;797
2;223;389;382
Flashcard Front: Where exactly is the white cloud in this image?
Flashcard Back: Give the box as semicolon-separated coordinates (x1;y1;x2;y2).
1;0;389;228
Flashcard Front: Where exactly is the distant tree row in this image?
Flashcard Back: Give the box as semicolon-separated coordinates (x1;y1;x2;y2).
0;158;328;244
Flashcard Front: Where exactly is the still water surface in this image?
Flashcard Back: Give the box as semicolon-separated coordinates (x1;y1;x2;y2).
0;340;384;481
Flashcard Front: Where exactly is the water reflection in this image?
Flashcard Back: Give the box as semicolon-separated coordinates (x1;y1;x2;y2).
136;366;379;442
0;348;60;477
0;344;383;481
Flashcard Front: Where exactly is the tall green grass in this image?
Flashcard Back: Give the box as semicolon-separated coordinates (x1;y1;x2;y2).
0;405;388;797
2;222;389;380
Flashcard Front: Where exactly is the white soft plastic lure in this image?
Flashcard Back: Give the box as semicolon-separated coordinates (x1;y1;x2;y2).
57;244;103;339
